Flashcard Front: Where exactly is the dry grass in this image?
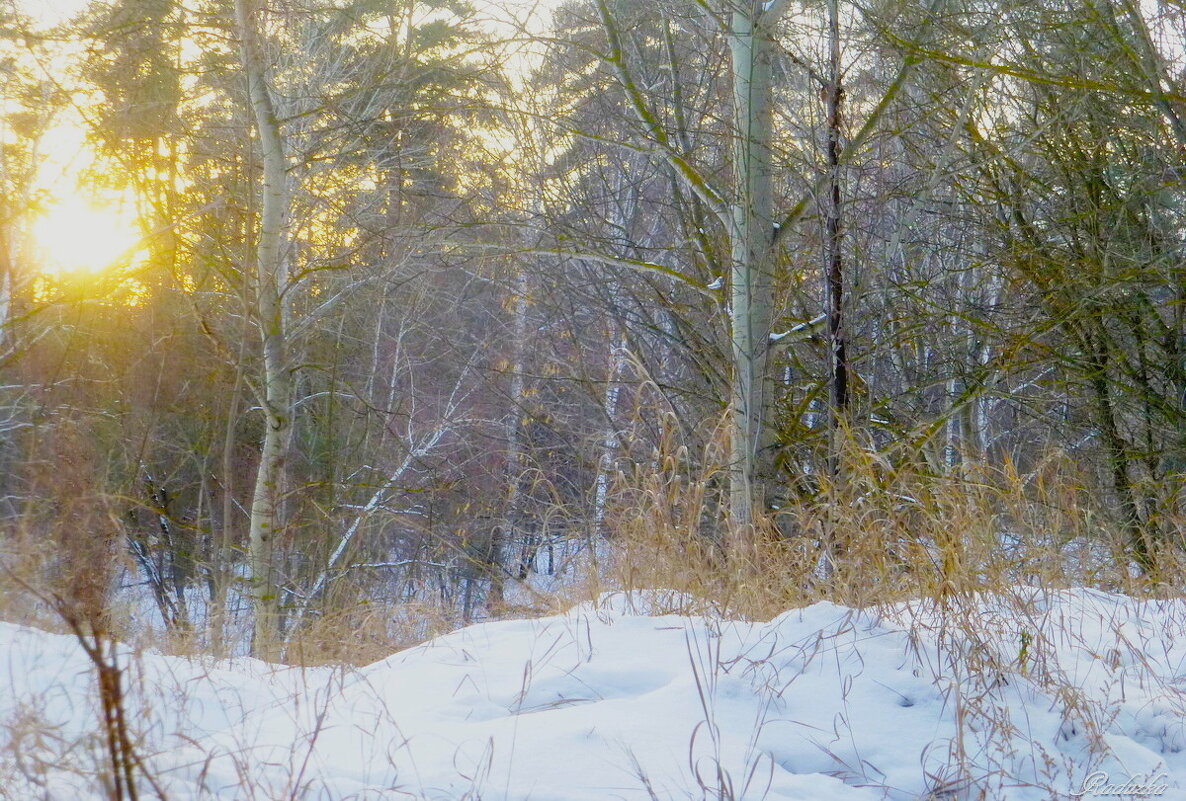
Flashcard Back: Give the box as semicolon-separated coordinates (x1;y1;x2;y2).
596;419;1185;623
285;598;462;667
237;413;1186;670
2;408;1182;668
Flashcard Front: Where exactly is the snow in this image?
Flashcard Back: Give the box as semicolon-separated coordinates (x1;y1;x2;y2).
2;588;1185;799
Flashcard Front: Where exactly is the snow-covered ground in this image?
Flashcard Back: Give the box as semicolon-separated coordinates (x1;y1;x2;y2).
2;588;1184;800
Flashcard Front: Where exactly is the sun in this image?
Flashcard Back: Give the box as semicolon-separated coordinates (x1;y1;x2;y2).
32;197;144;275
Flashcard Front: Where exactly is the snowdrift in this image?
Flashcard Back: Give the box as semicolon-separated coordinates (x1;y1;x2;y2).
2;588;1184;800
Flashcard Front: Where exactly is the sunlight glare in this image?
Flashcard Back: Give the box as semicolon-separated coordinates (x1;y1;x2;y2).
19;0;87;27
32;197;143;275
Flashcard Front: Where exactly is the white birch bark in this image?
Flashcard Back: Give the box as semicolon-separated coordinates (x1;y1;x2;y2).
593;336;628;534
727;2;782;532
235;0;292;659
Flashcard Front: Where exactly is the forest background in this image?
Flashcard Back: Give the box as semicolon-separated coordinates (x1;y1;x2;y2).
0;0;1183;663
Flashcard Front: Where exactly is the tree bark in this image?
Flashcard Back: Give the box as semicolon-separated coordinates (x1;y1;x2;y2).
1087;329;1152;573
823;0;848;481
235;0;291;659
727;4;779;534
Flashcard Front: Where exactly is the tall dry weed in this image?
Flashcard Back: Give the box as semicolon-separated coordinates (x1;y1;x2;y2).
597;413;1184;621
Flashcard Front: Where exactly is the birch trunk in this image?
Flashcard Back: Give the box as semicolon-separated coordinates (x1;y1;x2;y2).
594;0;788;537
727;5;778;534
235;0;291;659
593;337;627;535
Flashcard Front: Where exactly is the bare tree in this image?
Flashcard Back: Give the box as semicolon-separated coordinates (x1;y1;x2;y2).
235;0;292;656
